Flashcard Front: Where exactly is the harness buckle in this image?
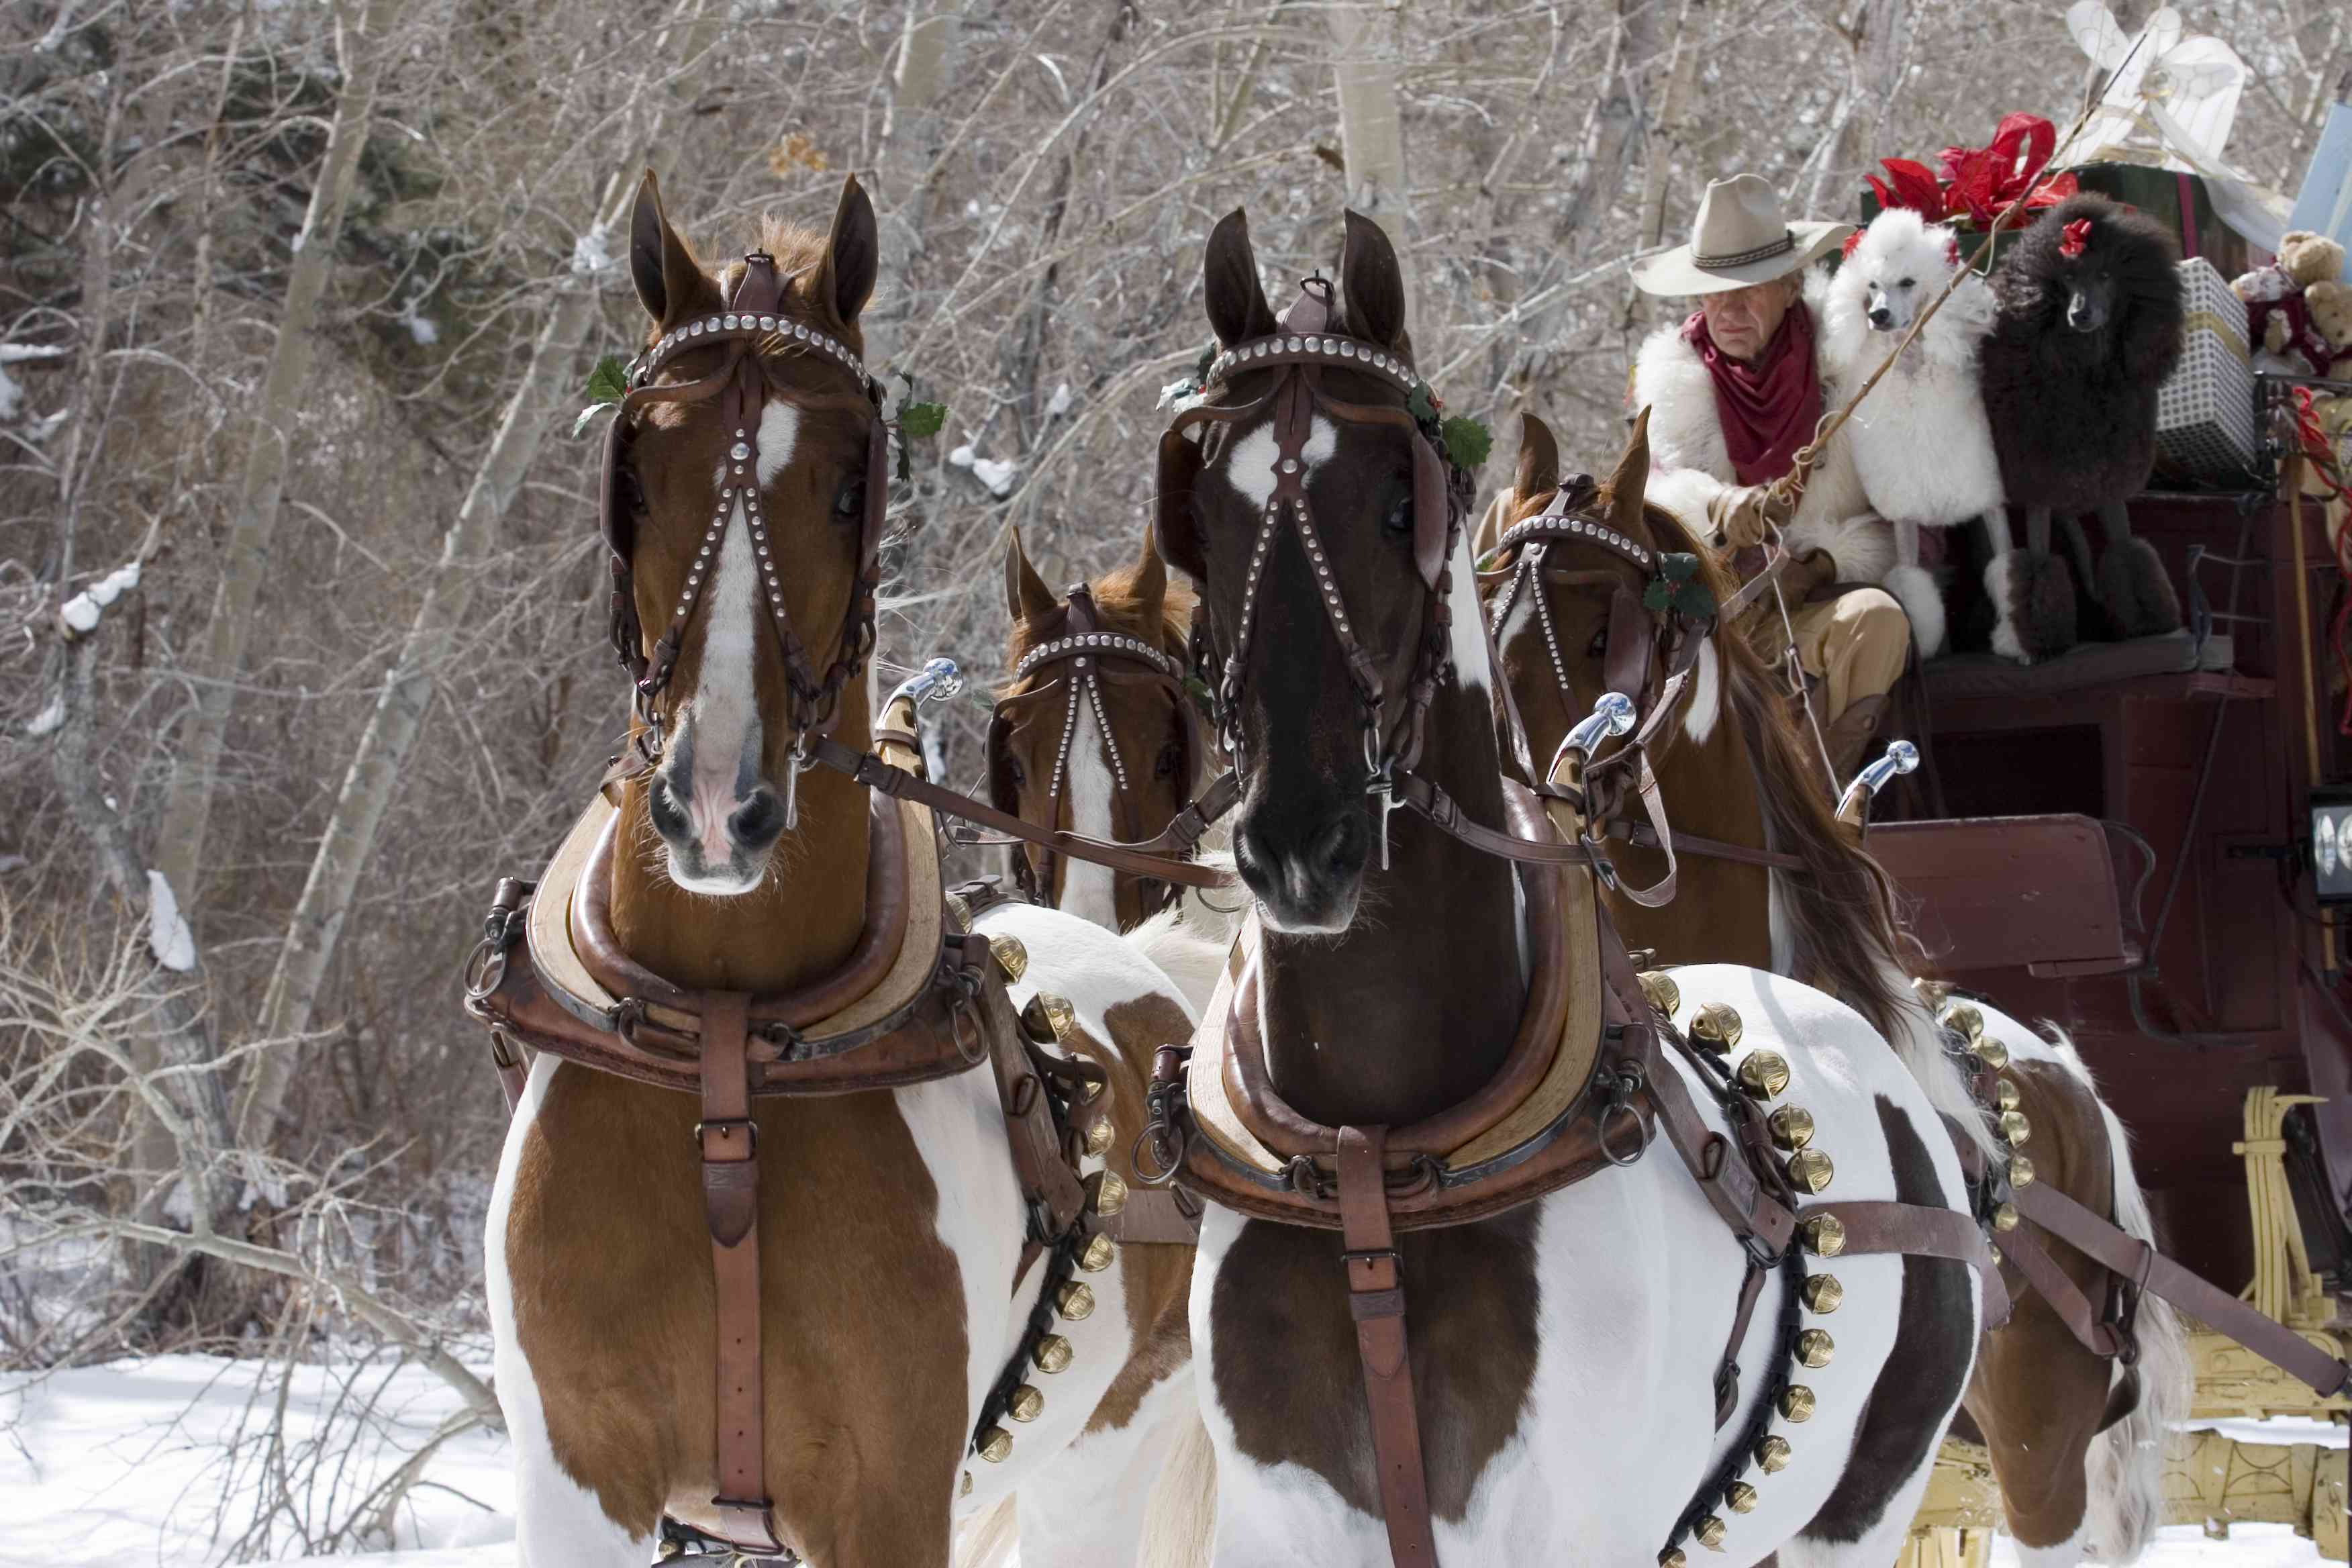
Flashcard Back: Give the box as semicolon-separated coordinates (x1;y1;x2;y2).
695;1118;758;1159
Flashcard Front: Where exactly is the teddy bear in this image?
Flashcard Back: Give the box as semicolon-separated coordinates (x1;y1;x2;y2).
2311;276;2352;382
2234;230;2347;377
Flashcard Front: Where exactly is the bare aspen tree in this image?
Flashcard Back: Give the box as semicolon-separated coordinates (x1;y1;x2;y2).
1326;0;1426;347
1802;0;1913;217
865;4;965;375
150;0;405;912
235;9;721;1142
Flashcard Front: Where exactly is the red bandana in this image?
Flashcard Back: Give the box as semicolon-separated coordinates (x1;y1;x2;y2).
1682;301;1822;487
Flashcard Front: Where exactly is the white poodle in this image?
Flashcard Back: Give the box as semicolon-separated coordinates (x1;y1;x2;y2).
1820;208;2006;659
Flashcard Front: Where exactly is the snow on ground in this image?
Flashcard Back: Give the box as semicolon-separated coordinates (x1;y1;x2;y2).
0;1357;2336;1565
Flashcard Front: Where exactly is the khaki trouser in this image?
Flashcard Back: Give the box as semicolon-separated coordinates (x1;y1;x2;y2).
1785;587;1909;725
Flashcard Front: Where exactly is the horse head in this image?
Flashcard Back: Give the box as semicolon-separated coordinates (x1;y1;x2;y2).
607;170;883;895
1159;207;1497;934
1479;409;1732;781
989;525;1202;930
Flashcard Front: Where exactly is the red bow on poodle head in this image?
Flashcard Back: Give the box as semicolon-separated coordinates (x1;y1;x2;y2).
1842;230;1863;260
2059;219;2092;260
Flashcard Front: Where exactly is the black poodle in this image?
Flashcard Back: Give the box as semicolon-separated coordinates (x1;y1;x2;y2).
1979;193;2186;657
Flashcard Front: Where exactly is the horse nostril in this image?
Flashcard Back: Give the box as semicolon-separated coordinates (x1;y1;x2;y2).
730;790;785;850
1310;814;1363;874
648;775;690;838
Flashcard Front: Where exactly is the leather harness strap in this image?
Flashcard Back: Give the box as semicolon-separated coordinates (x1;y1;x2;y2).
2016;1179;2352;1399
1598;816;1807;873
696;991;789;1557
809;734;1238;887
1800;1199;2011;1324
1337;1126;1440;1568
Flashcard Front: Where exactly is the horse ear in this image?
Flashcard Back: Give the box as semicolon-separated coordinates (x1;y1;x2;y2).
1340;210;1408;349
1608;407;1653;538
1004;526;1058;624
814;174;880;326
629;168;702;324
1204;209;1276;347
1515;411;1559;499
1134;526;1169;618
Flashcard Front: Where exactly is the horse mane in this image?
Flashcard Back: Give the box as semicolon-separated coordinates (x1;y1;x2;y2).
1006;555;1197;669
638;216;844;352
1623;493;1924;1042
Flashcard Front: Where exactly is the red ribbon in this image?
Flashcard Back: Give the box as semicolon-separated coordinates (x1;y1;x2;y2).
2059;219;2092;259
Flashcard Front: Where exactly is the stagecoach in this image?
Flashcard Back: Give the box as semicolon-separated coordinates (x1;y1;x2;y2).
1864;374;2352;1561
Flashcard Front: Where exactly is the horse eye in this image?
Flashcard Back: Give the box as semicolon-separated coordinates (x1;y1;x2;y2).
1155;740;1183;779
1586;626;1608;658
1003;756;1025;788
1383;495;1412;535
835;479;865;518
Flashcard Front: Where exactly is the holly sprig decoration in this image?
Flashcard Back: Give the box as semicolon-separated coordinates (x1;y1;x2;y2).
889;371;948;485
571;354;631;438
1404;383;1492;473
1644;552;1716;620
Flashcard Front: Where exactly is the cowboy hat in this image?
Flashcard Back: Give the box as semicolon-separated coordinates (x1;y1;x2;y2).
1632;174;1853;296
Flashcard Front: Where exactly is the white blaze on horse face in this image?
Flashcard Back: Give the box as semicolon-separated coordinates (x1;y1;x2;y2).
1681;638;1722;746
1217;413;1338;509
1057;695;1122;931
1446;533;1491;697
665;402;801;893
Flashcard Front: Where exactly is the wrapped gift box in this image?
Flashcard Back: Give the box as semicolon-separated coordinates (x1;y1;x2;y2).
2069;163;2255;278
2155;257;2257;480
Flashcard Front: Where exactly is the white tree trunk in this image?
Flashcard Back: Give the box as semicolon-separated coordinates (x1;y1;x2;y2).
1326;0;1428;352
1802;0;1911;217
151;0;403;908
863;4;963;375
235;8;718;1141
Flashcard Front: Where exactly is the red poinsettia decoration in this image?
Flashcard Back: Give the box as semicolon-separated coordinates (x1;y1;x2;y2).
1866;111;2080;232
2058;219;2092;259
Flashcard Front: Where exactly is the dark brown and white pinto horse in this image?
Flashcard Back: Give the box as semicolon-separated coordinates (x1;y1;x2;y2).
1156;207;1983;1568
1481;411;2188;1565
486;173;1202;1568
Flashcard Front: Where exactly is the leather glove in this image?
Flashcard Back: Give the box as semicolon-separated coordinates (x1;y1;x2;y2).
1787;548;1839;598
1704;482;1797;548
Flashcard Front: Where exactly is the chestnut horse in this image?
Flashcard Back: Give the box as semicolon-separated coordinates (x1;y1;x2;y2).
1156;206;1984;1567
487;173;1204;1568
1479;411;2188;1564
991;528;1239;1013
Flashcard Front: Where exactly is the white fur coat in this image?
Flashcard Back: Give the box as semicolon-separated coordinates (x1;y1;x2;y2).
1632;271;1894;587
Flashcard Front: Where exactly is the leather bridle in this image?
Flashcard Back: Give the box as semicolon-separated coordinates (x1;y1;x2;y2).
599;252;889;814
987;583;1207;920
1479;485;1810;897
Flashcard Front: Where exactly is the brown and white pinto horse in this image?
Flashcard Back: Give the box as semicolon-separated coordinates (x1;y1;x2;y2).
487;173;1204;1568
1480;411;2188;1565
1157;206;1984;1568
